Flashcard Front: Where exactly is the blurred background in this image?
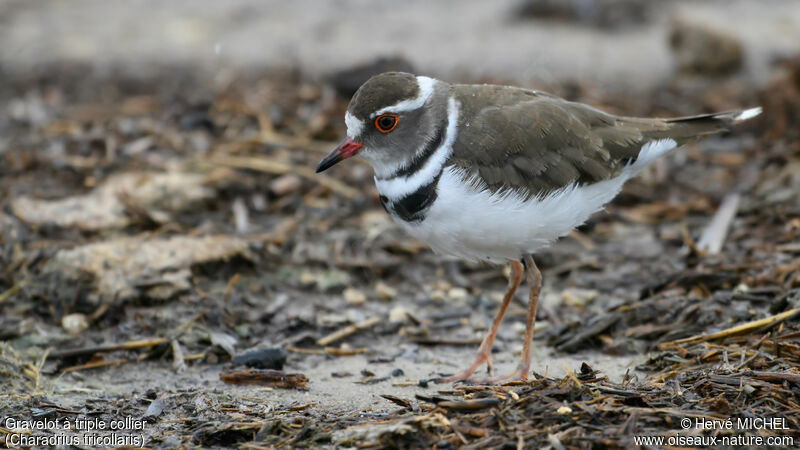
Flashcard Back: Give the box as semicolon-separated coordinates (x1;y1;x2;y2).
1;1;800;448
3;0;800;89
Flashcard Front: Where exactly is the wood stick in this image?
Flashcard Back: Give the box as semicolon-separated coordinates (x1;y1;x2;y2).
49;337;168;359
316;316;380;346
0;283;22;304
324;346;367;356
286;346;325;355
207;155;360;199
62;359;128;373
745;370;800;384
658;307;800;349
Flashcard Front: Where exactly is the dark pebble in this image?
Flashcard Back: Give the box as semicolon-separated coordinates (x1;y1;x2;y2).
233;347;286;370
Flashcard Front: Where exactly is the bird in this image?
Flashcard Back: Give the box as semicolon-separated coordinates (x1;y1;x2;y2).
315;71;761;383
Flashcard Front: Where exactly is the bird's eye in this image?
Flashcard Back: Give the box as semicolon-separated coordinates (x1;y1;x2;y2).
374;114;398;133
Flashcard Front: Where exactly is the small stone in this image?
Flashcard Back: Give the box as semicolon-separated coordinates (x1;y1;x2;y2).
233;347;286;370
375;281;397;301
556;405;572;415
561;288;599;307
432;281;452;291
430;289;447;302
389;306;409;323
343;288;367;305
488;292;505;304
299;271;315;284
447;287;469;301
61;313;89;335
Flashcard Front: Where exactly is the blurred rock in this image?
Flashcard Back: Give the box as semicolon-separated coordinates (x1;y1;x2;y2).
343;287;367;305
41;234;254;303
389;306;409;323
375;281;397;301
233;347;286;370
61;313;89;336
11;171;215;230
514;0;658;29
447;287;469;302
669;18;743;76
561;288;599;307
326;56;415;98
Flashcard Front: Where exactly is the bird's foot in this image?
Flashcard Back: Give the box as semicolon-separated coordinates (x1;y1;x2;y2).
434;349;492;383
465;363;530;385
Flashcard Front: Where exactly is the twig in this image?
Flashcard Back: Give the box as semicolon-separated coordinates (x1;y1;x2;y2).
324;346;367;356
171;339;187;373
744;371;800;384
317;316;381;346
658;307;800;349
216;131;336;156
223;273;240;305
207;155;360;199
33;348;49;392
409;338;483;346
62;359;129;373
0;283;23;304
438;398;500;410
48;337;168;359
286;346;325;355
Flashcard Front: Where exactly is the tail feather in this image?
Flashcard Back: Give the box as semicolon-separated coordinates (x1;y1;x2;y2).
646;106;762;144
665;106;762;125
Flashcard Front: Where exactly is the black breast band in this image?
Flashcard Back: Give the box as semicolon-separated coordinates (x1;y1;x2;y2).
389;172;442;222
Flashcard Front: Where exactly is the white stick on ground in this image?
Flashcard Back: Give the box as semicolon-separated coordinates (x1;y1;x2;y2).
697;193;741;255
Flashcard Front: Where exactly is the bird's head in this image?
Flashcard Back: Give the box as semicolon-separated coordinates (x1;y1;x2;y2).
316;72;448;178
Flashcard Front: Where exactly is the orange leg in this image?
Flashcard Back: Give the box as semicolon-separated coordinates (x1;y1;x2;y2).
436;260;524;383
481;254;541;382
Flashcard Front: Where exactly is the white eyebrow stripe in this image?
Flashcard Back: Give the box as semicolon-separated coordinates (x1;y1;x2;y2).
375;95;459;200
344;111;364;139
372;76;437;117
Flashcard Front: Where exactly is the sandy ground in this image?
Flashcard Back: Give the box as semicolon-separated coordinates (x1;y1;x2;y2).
43;346;638;414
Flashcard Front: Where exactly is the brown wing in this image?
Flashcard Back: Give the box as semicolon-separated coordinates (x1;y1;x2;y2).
449;85;739;198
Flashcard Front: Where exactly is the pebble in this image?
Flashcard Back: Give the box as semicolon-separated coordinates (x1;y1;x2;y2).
61;313;89;335
447;287;469;301
561;288;599;306
343;287;367;305
389;306;409;323
374;281;397;300
233;347;286;370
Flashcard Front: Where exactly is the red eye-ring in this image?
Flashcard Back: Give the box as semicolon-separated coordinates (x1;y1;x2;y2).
374;114;398;133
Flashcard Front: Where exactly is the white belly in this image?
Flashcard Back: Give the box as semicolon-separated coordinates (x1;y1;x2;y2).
388;139;678;264
392;168;624;263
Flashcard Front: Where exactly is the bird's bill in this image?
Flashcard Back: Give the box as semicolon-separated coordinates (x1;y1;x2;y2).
316;137;363;172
